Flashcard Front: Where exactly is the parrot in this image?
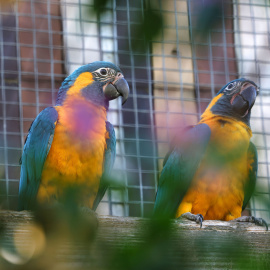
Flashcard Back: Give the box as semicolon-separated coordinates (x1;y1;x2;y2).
153;78;268;230
18;61;129;211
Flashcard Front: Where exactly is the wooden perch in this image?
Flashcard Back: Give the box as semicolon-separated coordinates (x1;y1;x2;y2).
1;211;268;232
0;211;269;269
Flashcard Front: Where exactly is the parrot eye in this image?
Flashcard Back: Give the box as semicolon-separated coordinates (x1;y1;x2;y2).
100;69;107;75
93;68;116;82
225;82;236;91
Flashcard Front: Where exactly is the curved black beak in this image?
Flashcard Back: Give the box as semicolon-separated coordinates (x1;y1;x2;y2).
231;83;258;117
240;85;257;110
104;76;129;105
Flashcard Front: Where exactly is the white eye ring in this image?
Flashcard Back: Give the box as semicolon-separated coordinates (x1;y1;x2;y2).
225;82;236;91
95;68;108;76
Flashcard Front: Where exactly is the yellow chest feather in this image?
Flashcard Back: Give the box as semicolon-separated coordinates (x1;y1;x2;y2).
176;116;252;220
38;96;107;207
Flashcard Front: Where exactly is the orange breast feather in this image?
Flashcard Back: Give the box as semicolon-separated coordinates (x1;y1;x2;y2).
176;114;252;221
37;95;107;208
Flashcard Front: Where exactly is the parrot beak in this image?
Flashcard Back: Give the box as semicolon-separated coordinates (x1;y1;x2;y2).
104;73;129;105
231;82;258;117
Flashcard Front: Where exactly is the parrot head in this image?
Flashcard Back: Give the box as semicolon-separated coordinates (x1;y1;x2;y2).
56;61;129;108
203;78;259;126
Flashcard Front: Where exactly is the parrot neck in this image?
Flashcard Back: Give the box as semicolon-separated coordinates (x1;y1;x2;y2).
199;113;252;138
56;87;68;106
81;81;109;110
55;95;108;143
202;93;252;129
56;80;109;110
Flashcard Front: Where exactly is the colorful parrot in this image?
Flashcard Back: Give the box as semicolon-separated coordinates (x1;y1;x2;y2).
19;61;129;211
154;78;268;230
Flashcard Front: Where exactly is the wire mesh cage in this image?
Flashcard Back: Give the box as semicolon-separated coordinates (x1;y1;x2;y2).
0;0;270;222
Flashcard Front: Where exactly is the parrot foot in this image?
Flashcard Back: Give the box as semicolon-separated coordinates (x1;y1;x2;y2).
232;216;268;231
179;212;204;228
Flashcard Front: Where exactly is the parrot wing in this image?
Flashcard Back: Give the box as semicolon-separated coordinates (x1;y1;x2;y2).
153;123;211;218
18;107;58;210
162;125;194;168
92;121;116;211
242;141;258;211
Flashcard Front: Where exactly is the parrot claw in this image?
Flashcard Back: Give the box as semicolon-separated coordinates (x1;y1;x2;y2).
253;217;268;231
179;212;204;228
232;216;268;231
196;214;204;228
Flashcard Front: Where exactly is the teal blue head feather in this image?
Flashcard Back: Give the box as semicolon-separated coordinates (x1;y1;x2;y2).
56;61;129;108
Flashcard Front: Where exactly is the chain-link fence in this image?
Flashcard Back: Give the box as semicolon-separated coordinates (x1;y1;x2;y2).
0;0;270;222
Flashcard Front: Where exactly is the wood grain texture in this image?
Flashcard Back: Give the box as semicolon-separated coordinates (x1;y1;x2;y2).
0;211;269;270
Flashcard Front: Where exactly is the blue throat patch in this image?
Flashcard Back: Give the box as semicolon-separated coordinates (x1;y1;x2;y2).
210;94;251;127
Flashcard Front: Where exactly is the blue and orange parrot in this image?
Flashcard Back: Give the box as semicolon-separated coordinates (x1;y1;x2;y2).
154;78;268;229
19;61;129;211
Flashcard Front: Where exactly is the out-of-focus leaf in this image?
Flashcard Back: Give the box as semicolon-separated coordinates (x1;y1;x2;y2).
131;5;163;53
139;7;163;44
93;0;111;17
33;184;98;243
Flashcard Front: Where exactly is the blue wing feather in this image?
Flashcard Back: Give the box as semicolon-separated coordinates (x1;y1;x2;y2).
153;123;211;218
18;107;58;210
92;121;116;210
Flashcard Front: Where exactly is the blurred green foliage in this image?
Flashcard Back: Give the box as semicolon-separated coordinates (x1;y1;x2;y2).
1;209;270;270
134;6;163;49
0;176;269;269
93;0;110;17
0;1;270;270
92;0;163;52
